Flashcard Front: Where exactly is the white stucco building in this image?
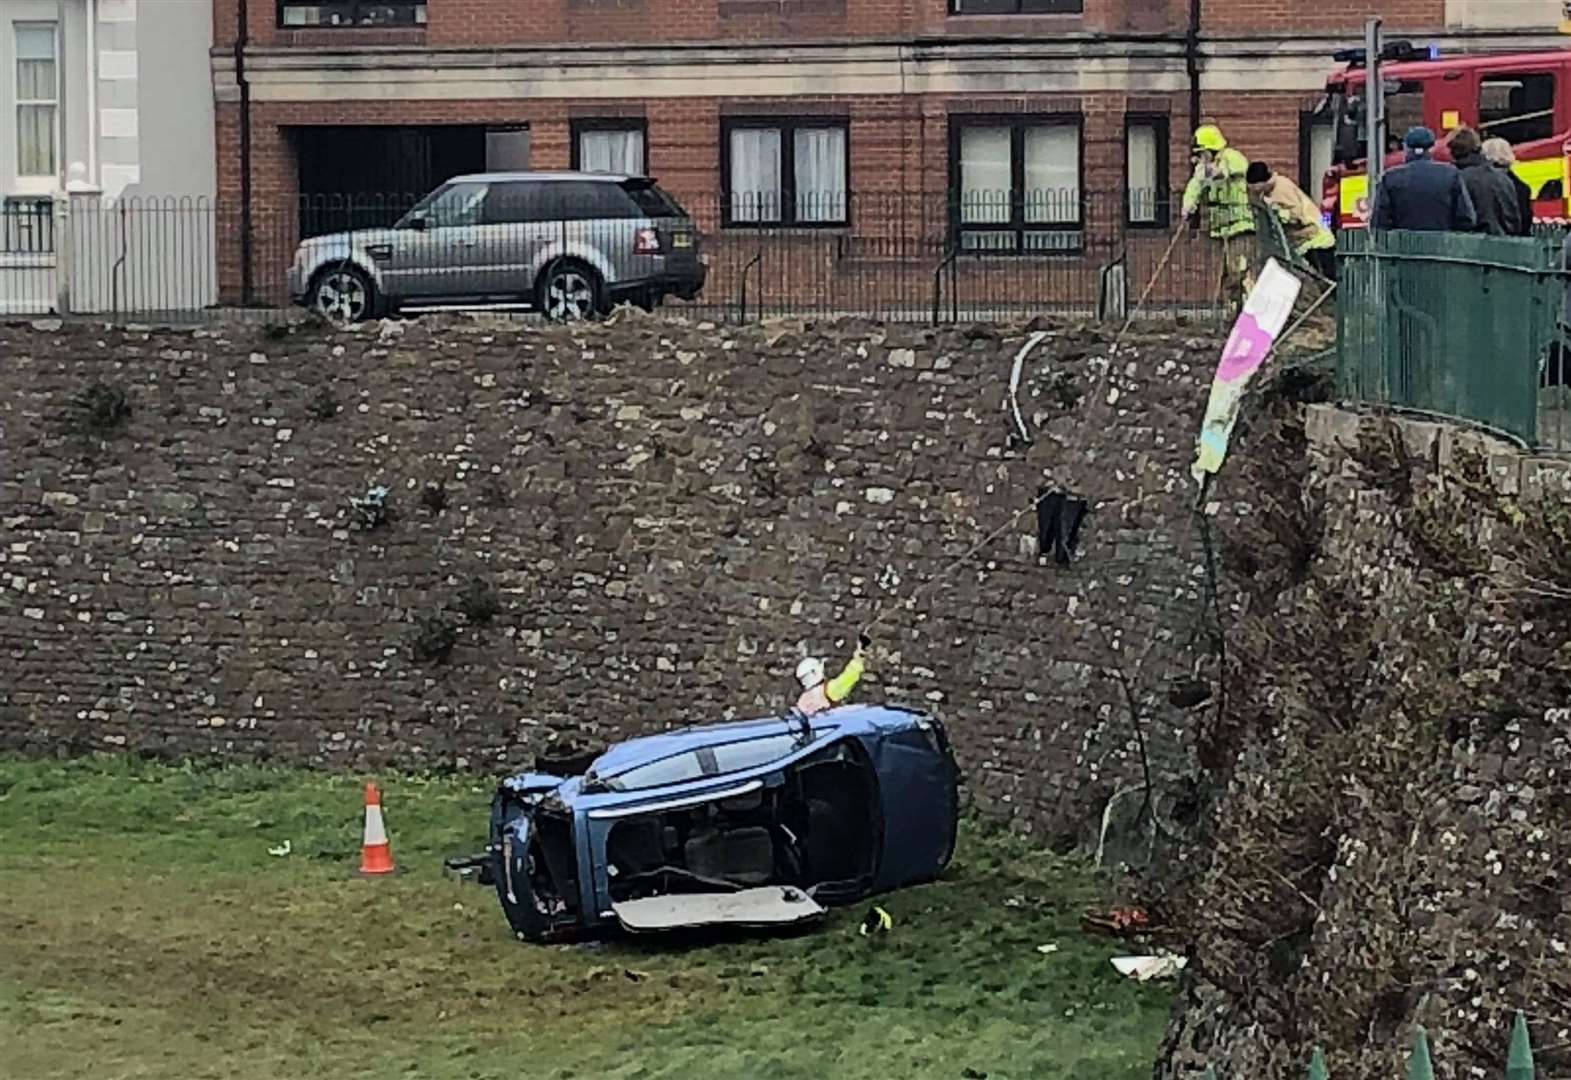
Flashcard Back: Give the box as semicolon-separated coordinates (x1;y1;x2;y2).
1;0;217;315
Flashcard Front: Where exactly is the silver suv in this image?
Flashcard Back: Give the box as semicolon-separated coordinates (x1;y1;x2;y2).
289;172;707;322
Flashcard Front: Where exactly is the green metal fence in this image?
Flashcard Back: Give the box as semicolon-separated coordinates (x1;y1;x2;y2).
1202;1011;1538;1079
1336;229;1568;450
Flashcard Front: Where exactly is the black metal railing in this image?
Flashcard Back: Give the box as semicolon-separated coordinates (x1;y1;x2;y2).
0;189;1242;325
1;199;54;255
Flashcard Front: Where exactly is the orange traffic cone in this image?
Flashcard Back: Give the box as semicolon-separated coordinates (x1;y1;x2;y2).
356;781;397;877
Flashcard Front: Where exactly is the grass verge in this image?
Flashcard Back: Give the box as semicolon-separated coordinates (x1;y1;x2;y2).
0;755;1170;1079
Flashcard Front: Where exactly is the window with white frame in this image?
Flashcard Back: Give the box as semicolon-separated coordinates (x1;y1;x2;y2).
1299;110;1334;196
1125;117;1170;228
277;1;427;27
572;120;647;176
952;116;1081;252
949;0;1082;12
15;22;58;180
722;118;848;227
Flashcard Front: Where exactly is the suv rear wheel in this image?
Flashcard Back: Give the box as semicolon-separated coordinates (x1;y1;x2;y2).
539;261;604;322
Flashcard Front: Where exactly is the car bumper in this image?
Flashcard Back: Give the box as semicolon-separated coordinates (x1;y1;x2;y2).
674;260;707;299
612;259;707;301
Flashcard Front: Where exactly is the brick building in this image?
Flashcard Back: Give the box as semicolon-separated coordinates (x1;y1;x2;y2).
209;0;1569;306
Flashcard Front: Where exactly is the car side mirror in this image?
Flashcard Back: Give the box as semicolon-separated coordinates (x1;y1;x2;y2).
404;215;429;232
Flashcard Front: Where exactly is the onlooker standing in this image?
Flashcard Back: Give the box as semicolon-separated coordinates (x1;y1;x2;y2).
1481;137;1534;237
1369;127;1477;232
1246;161;1338;280
1449;127;1523;236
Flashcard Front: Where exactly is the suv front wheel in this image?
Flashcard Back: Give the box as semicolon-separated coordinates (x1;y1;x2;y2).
309;265;376;323
538;261;604;322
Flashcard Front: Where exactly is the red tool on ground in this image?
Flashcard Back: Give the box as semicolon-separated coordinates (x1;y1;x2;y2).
356;781;397;877
1080;905;1152;938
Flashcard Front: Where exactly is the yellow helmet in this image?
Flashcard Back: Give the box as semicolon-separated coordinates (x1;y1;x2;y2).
1193;125;1227;153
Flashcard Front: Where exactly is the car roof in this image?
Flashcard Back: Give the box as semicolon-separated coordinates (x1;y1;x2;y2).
586;703;928;781
446;171;642;184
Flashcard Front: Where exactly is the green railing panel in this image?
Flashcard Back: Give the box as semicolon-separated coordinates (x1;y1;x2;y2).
1255;206;1315;277
1506;1011;1536;1080
1203;1012;1535;1077
1336;230;1560;447
1407;1026;1436;1080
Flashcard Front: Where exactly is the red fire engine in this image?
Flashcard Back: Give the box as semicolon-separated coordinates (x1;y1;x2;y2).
1321;43;1571;229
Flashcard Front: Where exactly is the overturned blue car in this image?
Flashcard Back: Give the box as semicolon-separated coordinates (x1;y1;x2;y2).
486;704;959;942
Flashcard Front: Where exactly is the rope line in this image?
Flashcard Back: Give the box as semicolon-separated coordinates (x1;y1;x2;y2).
860;268;1329;649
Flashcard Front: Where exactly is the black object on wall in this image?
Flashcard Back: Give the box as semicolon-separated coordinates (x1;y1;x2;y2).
1036;489;1088;566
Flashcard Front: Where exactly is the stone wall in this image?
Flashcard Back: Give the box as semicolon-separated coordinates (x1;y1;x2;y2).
0;313;1231;843
1157;407;1571;1078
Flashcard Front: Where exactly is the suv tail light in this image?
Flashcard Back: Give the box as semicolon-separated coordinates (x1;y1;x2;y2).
634;228;662;255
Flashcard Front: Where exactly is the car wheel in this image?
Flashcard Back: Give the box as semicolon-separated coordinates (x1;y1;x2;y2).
309;266;375;323
492;840;575;944
539;261;603;323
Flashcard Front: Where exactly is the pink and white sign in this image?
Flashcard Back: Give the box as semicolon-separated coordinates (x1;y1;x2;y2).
1192;258;1303;485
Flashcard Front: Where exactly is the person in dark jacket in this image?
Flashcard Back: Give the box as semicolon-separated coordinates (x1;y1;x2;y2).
1369;127;1477;232
1482;137;1534;237
1449;127;1523;236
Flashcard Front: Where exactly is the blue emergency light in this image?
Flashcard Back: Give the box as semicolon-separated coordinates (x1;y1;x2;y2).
1332;41;1440;67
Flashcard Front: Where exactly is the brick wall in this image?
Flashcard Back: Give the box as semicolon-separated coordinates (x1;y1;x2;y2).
214;0;1192;49
223;89;1214;302
1201;0;1444;34
0;316;1236;845
1199;90;1326;183
212;0;1460;49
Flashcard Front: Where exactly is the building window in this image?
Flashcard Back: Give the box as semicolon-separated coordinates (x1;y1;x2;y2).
1;198;53;254
485;126;532;172
951;116;1082;253
571;120;648;176
1125;116;1170;228
277;1;427;27
949;0;1082;13
721;118;849;227
1299;110;1334;198
1479;73;1556;146
15;22;58;179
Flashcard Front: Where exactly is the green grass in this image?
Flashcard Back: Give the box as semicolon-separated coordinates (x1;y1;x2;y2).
0;755;1171;1079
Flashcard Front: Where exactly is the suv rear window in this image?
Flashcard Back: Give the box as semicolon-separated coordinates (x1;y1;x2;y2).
622;180;686;219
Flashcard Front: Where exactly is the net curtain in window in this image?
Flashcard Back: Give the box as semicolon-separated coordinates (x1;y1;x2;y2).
579;128;645;176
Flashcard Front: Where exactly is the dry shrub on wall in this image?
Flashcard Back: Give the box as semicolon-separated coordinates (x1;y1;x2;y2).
1158;417;1571;1078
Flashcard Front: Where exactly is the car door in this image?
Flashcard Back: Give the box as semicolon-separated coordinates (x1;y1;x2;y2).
866;724;958;891
473;180;549;299
382;180;489;301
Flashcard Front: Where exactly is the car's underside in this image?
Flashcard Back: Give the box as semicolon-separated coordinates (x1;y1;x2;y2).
492;740;881;941
603;740;879;907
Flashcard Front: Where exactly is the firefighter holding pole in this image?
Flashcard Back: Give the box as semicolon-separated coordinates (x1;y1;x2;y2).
1183;124;1257;311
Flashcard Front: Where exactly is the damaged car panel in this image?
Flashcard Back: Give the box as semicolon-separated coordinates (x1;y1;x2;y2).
613;885;826;933
487;703;959;942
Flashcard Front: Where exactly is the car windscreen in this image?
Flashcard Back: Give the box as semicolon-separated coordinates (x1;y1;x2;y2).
398;181;487;228
621;180;686;219
603;732;803;792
